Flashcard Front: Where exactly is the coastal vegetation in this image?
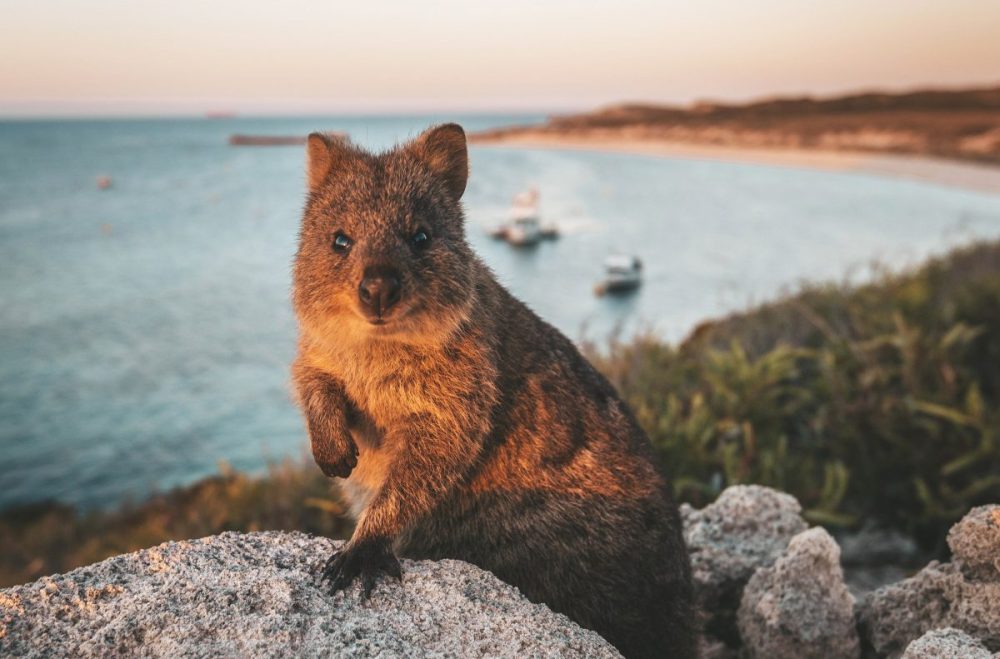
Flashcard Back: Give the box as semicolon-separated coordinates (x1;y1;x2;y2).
473;86;1000;165
2;240;999;587
590;240;1000;549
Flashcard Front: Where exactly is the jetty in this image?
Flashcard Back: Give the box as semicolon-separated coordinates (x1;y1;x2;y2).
228;135;308;146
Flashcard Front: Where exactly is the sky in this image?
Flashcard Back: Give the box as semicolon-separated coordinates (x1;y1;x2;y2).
1;0;998;116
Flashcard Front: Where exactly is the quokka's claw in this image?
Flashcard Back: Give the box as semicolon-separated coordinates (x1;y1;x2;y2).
319;550;345;585
317;539;402;599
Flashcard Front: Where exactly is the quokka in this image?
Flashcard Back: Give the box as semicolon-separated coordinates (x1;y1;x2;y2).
291;124;695;658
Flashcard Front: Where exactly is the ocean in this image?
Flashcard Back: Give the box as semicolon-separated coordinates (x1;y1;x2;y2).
2;115;999;510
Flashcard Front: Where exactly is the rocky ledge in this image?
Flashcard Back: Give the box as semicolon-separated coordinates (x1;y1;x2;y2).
1;489;997;658
0;532;617;658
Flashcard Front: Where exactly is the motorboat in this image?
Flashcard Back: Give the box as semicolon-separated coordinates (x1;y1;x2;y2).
490;188;558;246
596;255;643;295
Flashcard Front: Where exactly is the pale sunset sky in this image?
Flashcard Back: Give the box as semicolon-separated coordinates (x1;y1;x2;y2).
1;0;998;116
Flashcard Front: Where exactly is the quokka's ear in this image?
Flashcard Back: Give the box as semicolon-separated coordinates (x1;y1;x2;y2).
306;132;350;191
411;123;468;200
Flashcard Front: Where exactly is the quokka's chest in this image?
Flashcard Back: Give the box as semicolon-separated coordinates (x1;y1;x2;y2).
338;356;442;424
330;344;486;425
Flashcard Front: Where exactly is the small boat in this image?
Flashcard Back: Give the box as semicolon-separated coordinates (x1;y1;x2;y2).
507;216;542;246
595;255;643;296
490;188;559;246
96;175;112;190
506;189;542;246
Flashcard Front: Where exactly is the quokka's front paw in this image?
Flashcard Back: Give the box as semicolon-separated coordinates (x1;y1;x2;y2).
320;537;402;598
311;436;358;478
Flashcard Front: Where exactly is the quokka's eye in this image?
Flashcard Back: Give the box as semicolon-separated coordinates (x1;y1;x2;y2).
410;229;431;249
332;232;352;252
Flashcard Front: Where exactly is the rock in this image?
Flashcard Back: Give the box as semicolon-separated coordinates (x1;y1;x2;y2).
857;560;1000;657
681;485;808;645
857;505;1000;657
0;531;619;658
737;527;859;659
901;627;992;659
681;485;809;604
947;504;1000;582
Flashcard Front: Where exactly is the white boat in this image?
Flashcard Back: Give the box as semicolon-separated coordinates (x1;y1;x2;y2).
507;217;543;246
506;189;543;246
596;255;643;295
488;188;560;245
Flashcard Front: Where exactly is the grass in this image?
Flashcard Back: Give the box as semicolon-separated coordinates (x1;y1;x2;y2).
2;240;999;587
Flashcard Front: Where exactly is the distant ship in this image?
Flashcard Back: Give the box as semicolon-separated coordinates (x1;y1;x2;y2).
489;188;559;246
506;189;543;246
595;255;643;296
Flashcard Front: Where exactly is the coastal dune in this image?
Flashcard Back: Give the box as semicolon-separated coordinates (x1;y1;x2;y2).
471;86;1000;195
471;133;1000;195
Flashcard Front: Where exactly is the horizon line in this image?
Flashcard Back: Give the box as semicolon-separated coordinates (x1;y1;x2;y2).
3;79;998;121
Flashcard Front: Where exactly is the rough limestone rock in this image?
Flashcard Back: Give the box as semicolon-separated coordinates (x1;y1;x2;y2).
681;485;808;646
681;485;809;607
947;504;1000;582
0;531;619;658
737;527;859;659
901;628;992;659
857;505;1000;658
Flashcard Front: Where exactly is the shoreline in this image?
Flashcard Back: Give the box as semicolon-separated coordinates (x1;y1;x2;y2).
470;133;1000;196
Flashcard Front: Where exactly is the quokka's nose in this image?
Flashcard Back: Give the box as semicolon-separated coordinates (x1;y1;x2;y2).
358;267;403;316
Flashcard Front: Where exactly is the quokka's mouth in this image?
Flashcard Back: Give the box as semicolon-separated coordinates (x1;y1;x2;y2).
357;302;416;328
363;314;406;332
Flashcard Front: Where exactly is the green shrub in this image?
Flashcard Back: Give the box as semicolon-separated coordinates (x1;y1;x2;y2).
590;241;1000;547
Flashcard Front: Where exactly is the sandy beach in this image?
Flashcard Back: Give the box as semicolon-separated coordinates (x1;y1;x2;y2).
471;133;1000;196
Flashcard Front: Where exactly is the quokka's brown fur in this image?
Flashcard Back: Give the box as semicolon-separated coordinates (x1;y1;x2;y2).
291;124;695;658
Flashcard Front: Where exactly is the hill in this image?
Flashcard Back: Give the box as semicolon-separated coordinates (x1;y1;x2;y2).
473;86;1000;165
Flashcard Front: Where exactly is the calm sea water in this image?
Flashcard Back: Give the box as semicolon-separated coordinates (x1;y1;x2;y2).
2;116;999;510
